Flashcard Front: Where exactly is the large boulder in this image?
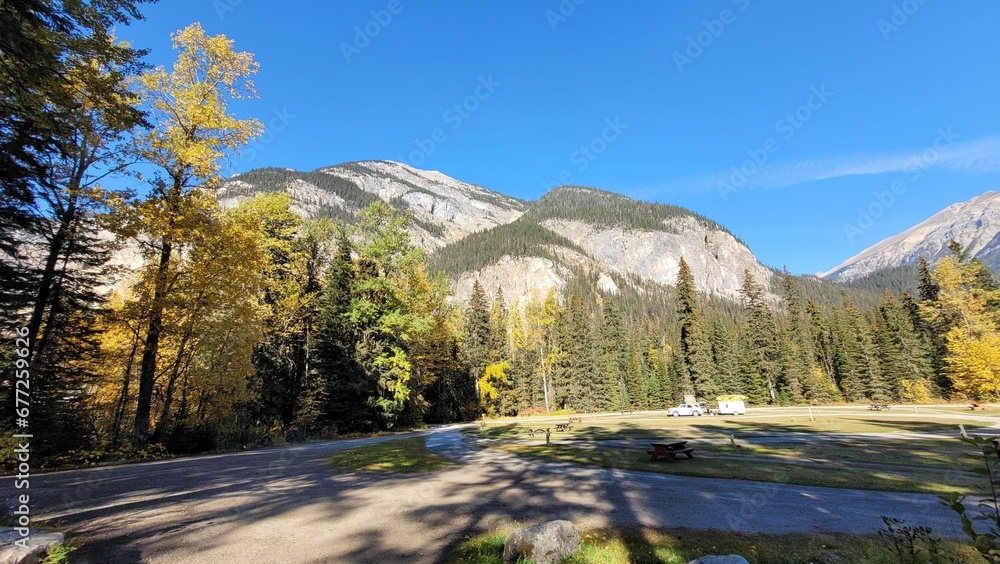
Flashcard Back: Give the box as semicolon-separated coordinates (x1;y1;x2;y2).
0;528;64;564
688;556;751;564
503;520;581;564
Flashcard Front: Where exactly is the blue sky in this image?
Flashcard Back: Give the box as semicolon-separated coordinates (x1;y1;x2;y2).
119;1;1000;275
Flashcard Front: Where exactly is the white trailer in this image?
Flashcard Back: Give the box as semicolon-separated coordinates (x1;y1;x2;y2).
715;395;747;415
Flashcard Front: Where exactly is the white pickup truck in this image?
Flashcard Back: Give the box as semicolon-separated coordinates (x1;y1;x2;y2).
668;403;704;417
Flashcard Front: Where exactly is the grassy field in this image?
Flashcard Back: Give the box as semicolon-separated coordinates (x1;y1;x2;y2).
496;442;982;494
469;408;998;495
446;526;986;563
475;413;995;441
327;436;451;473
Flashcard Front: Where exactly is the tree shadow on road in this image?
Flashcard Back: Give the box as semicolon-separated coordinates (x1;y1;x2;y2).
21;437;454;563
407;444;665;563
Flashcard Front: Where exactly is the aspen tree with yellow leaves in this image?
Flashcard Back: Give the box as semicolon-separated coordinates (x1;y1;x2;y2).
120;23;263;445
921;254;1000;400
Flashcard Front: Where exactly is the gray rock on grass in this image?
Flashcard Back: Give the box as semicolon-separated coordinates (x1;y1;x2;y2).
503;520;581;564
0;528;65;564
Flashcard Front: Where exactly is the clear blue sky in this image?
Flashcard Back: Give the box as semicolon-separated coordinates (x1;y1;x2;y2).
119;1;1000;275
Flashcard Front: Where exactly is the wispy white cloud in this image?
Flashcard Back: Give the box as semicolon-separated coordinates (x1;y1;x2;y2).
633;133;1000;199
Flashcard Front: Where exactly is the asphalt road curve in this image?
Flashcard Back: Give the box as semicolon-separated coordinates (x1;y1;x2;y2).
1;426;965;563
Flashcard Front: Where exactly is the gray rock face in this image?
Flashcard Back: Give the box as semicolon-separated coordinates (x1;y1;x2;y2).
976;231;1000;274
687;556;751;564
219;161;775;303
503;520;581;564
0;528;64;564
823;191;1000;281
543;217;774;302
220;160;526;250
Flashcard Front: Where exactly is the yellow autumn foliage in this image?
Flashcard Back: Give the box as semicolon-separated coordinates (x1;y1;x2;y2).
479;361;511;402
922;256;1000;400
945;328;1000;400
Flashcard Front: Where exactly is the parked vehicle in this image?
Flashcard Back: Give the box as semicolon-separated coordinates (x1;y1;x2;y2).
668;403;704;417
715;395;747;415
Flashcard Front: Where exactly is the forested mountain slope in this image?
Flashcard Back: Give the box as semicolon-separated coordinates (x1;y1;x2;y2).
221;163;778;303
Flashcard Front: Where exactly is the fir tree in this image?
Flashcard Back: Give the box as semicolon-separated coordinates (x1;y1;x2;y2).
740;270;780;403
876;291;935;399
676;257;718;398
709;318;743;396
624;342;648;409
917;256;939;302
645;340;671;409
464;279;492;400
598;297;628;409
836;298;887;401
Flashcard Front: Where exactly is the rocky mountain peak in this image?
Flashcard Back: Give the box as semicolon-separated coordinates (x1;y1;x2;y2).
822;191;1000;281
218;162;775;304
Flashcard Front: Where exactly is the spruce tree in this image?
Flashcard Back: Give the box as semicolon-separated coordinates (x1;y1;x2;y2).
740;270;780;403
645;340;670;409
561;294;601;411
835;297;887;402
709;318;743;396
307;228;358;428
776;271;813;402
807;299;837;381
1;0;151;330
876;291;935;400
624;342;648;409
676;257;718;398
917;257;940;302
598;297;628;409
464;280;492;402
490;286;510;363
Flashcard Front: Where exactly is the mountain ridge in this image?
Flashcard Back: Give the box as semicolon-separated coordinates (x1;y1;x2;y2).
219;160;776;302
822;191;1000;281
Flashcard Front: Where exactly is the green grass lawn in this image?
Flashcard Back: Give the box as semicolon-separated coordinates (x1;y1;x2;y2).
496;442;981;494
327;437;451;473
469;410;997;494
446;526;986;563
744;438;981;470
922;406;1000;417
475;414;995;441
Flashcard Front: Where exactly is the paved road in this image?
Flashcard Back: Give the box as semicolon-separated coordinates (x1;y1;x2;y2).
1;424;970;563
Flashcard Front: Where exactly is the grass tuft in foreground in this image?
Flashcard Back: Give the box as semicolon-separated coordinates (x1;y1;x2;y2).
327;436;451;473
41;543;75;564
445;527;985;563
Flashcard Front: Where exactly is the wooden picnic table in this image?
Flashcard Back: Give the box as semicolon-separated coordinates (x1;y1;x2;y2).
869;403;890;411
527;427;553;444
647;440;695;462
555;423;572;431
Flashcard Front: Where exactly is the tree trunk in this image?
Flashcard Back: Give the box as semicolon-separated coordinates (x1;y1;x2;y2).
110;335;140;449
133;176;184;446
153;330;193;439
133;236;172;445
540;346;551;414
26;186;78;365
